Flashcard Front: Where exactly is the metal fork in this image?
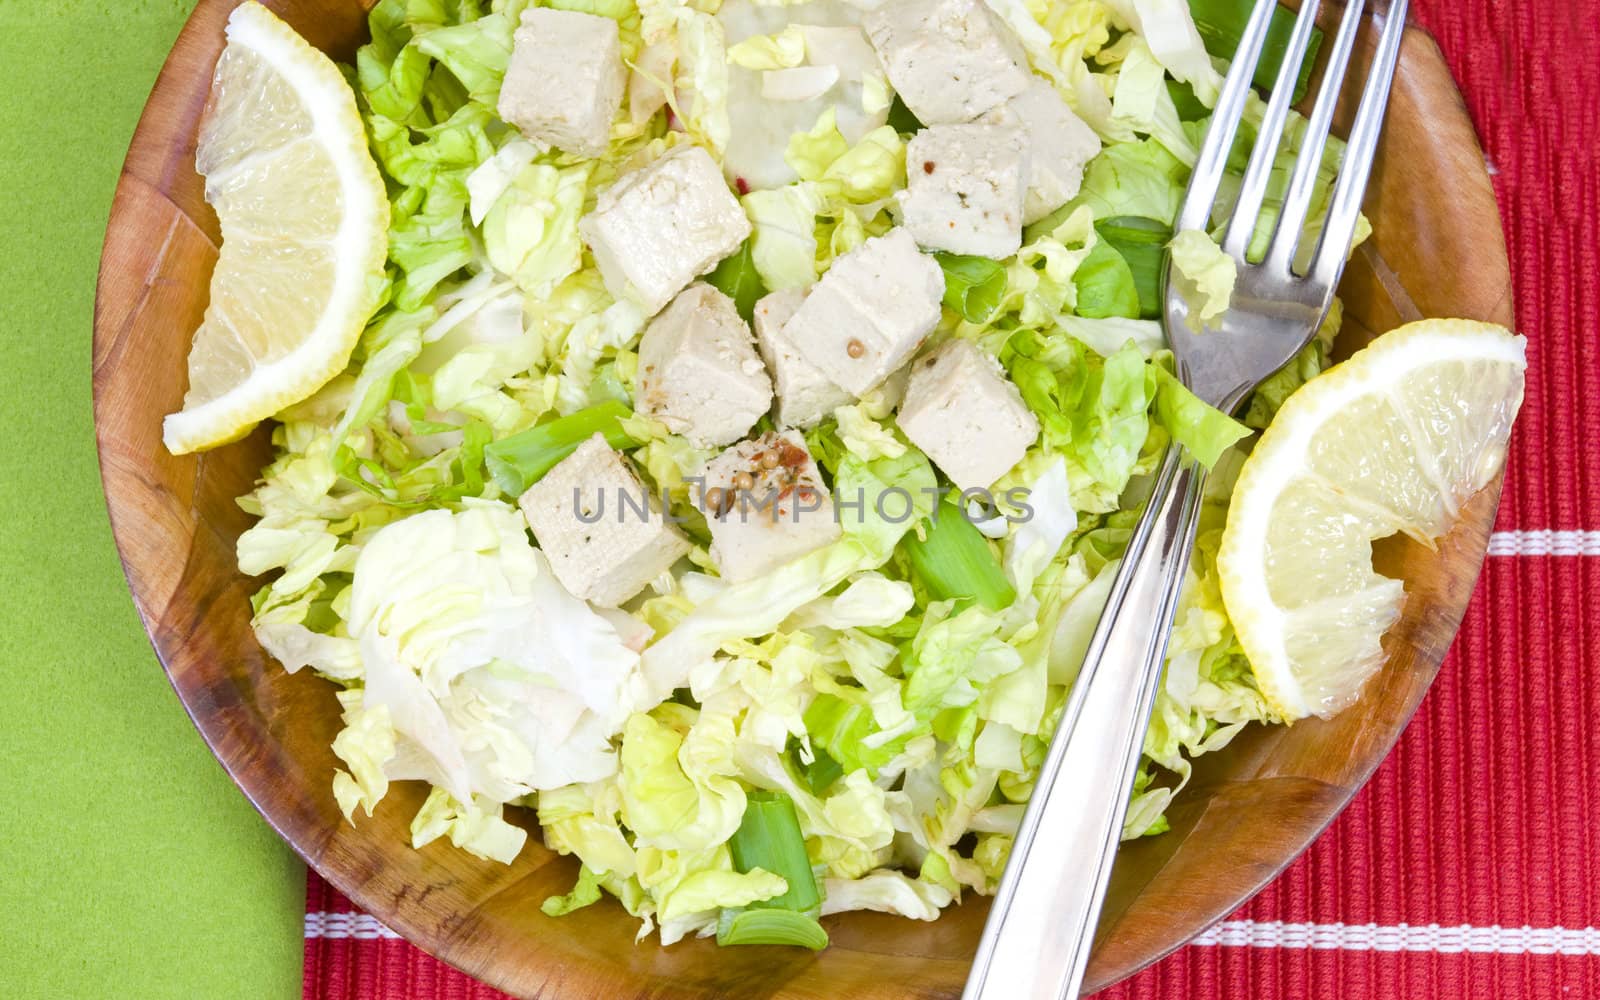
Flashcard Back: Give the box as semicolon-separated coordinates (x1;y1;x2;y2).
961;2;1410;997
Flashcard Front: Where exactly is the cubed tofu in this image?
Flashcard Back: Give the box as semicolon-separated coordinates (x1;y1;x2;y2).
519;434;691;606
863;0;1032;125
498;10;627;158
982;79;1102;224
752;289;853;429
702;431;841;581
636;284;772;447
781;229;945;396
578;145;752;315
896;339;1039;490
901;124;1028;259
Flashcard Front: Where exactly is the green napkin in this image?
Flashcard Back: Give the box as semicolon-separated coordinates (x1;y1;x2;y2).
0;3;304;997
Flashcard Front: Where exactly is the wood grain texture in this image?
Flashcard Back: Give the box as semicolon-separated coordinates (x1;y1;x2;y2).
92;3;1514;997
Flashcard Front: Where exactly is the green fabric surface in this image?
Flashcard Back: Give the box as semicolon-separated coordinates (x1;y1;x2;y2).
0;2;305;998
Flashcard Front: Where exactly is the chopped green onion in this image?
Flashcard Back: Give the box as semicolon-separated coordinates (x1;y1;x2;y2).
1188;0;1325;102
800;747;844;795
715;908;829;950
1094;216;1171;320
934;253;1008;324
718;791;830;950
902;500;1016;611
727;791;822;915
706;237;767;322
483;400;641;496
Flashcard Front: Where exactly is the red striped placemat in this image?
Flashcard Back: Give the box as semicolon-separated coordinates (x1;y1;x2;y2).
302;0;1600;996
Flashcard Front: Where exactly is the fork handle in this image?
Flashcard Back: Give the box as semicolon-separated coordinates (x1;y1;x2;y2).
963;446;1207;1000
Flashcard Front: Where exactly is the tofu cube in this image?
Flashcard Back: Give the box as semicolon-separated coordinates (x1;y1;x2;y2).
982;79;1102;224
752;289;853;429
520;434;691;606
863;0;1033;125
782;229;945;396
703;431;842;582
579;145;752;315
896;339;1039;490
901;124;1028;259
498;10;627;158
636;284;773;447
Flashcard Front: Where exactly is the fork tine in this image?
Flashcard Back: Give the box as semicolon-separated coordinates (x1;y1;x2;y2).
1220;0;1324;260
1174;0;1282;234
1261;0;1371;275
1306;0;1410;287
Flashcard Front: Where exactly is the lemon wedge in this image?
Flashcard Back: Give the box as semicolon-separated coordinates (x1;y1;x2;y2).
1218;319;1526;720
162;1;388;454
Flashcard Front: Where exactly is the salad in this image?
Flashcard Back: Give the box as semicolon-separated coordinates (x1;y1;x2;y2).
220;0;1368;950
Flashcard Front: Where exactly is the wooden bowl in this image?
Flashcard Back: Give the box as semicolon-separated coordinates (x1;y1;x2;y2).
93;2;1514;996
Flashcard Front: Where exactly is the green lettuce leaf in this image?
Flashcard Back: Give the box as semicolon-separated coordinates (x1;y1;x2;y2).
1167;228;1236;329
936;253;1009;324
775;110;906;278
786;108;851;183
902;602;1022;721
542;865;606;917
1109;37;1198;165
412;4;524;106
1093;215;1170;319
785;109;906;202
815;125;905;204
1071;239;1142;319
670;8;732;153
1149;363;1252;468
537;783;639;880
706;237;769;322
833;404;907;461
742;183;825;290
1008;336;1154;497
482;162;588;298
1065;138;1189;229
658;863;787;922
620;708;748;853
410;786;528;864
630;840;785;943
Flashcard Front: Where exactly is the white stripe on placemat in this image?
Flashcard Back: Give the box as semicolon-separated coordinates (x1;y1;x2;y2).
300;912;1600;956
304;911;401;940
1487;530;1600;556
1193;921;1600;955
